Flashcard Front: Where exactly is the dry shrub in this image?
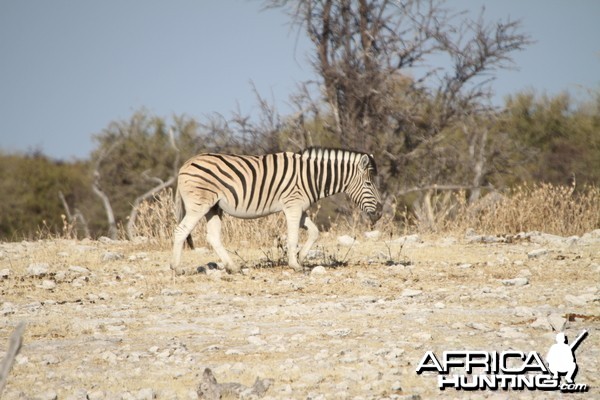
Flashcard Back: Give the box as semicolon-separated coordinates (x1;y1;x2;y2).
443;183;600;236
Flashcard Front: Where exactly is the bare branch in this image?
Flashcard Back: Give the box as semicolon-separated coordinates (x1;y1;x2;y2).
0;322;26;396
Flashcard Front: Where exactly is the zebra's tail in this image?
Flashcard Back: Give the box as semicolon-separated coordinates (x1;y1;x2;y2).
174;186;194;249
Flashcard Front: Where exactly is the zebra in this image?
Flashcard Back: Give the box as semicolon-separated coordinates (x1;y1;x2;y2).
171;147;383;274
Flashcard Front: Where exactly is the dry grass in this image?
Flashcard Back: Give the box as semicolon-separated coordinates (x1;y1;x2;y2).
128;183;599;252
450;183;600;236
130;188;291;251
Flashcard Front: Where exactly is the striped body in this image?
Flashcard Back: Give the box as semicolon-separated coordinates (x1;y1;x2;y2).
172;147;382;273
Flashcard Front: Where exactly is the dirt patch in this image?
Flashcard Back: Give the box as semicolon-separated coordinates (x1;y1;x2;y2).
1;232;599;399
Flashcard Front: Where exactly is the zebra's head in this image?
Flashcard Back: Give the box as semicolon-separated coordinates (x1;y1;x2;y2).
350;153;383;225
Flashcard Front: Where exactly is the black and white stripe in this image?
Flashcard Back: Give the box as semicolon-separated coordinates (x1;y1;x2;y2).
171;147;382;273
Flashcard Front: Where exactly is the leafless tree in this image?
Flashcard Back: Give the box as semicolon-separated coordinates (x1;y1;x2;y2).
266;0;531;196
126;129;180;240
92;141;119;239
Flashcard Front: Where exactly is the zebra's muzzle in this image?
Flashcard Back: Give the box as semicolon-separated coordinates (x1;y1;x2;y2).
368;203;383;225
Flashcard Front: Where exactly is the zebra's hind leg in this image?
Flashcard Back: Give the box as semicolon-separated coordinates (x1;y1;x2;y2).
298;213;319;264
205;207;239;274
172;205;209;275
283;206;304;272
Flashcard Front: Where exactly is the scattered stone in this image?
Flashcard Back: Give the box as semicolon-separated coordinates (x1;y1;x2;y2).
247;335;267;346
306;249;325;260
197;367;272;400
327;328;352;337
565;293;595;306
310;266;327;276
497;327;527;339
531;316;552;330
391;381;403;391
248;327;261;336
40;280;56;290
86;390;105;400
466;322;491;331
401;289;422;297
501;277;529;287
0;268;10;279
136;388;155;400
37;390;58;400
1;302;16;316
527;248;548;259
68;266;90;275
364;230;381;239
102;251;123;262
161;288;183;296
548;313;566;331
390;234;421;245
27;263;49;277
437;237;457;246
337;235;357;246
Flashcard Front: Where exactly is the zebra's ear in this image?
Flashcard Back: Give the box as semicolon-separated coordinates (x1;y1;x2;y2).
359;154;370;171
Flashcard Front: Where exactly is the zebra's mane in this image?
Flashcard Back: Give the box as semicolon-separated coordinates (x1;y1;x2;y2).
298;147;377;174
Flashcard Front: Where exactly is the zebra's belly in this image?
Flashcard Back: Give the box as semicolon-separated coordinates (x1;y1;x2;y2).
218;199;282;219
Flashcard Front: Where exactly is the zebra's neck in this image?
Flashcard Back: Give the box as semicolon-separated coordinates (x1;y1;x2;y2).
299;147;362;202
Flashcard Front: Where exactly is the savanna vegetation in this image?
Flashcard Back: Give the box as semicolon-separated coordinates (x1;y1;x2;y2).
1;0;599;241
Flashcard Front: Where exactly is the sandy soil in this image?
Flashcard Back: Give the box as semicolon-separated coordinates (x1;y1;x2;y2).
1;230;599;399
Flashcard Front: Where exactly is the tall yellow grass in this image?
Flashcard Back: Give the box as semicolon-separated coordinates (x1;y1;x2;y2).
419;183;600;236
129;183;600;249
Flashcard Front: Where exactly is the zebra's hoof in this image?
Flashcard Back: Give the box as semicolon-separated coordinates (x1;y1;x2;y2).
225;265;241;274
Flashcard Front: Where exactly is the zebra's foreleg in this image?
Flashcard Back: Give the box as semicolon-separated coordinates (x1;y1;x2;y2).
172;208;207;275
283;207;304;272
298;213;319;264
205;207;240;274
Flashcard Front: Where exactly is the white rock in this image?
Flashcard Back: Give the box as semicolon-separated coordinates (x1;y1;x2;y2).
497;327;527;339
531;317;552;330
337;235;357;246
310;265;327;275
136;388;155;400
527;248;548;258
27;263;49;277
1;302;16;316
248;326;261;336
247;335;267;346
102;251;123;261
87;391;105;400
40;280;56;290
565;294;594;306
401;289;422;297
161;288;182;296
306;249;325;260
69;265;90;275
364;230;381;239
501;277;529;287
38;390;58;400
327;328;352;337
466;322;491;331
390;234;421;245
548;313;566;331
0;268;10;278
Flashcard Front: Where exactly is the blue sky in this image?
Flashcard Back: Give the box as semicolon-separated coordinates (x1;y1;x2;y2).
1;0;598;160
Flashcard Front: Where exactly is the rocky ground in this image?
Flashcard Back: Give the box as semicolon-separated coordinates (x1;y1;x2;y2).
0;230;599;399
